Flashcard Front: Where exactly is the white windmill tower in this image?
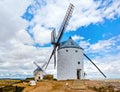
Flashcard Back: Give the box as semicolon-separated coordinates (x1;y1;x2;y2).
45;3;106;80
57;37;84;80
33;62;47;82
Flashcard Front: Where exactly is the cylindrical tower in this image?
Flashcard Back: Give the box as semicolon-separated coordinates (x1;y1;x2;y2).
57;37;84;80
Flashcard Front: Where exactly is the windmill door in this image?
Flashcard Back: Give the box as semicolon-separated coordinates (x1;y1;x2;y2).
77;69;81;79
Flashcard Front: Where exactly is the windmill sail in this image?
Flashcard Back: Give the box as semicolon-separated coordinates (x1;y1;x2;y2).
45;46;57;69
41;62;47;69
56;3;74;41
34;62;47;71
51;28;57;68
51;28;56;44
84;53;106;78
33;62;41;69
53;44;56;68
45;3;74;69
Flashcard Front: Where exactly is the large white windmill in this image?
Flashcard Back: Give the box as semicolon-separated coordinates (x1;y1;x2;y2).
33;62;47;81
45;3;106;80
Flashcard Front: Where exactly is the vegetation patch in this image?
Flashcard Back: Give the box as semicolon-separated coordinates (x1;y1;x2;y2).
0;79;21;86
43;74;54;80
0;86;24;92
88;85;120;92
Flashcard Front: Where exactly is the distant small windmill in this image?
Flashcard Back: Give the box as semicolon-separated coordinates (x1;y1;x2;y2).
33;61;47;81
45;3;106;80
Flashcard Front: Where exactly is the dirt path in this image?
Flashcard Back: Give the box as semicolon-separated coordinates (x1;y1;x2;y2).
21;80;94;92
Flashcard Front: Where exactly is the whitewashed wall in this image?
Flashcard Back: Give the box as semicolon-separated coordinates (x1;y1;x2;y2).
57;47;84;80
34;71;44;81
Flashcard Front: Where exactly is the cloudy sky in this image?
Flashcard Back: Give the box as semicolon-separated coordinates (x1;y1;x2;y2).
0;0;120;79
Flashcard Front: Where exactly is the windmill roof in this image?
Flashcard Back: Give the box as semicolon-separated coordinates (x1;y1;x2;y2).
34;68;42;72
33;68;42;76
58;37;83;50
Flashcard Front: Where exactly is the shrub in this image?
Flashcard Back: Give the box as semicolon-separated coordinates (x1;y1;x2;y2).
43;74;54;80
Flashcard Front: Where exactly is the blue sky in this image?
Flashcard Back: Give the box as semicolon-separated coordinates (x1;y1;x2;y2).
63;18;120;42
0;0;120;79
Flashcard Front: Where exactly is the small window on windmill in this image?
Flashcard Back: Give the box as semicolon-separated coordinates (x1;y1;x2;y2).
78;61;80;64
75;50;78;52
66;49;68;52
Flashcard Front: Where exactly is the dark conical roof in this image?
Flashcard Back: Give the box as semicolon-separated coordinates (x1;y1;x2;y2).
58;37;83;50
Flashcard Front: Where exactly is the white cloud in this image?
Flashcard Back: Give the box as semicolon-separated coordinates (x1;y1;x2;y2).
77;34;120;55
32;24;51;46
15;29;34;45
84;52;120;79
87;35;120;53
0;0;29;42
82;34;120;78
0;36;53;78
73;34;119;52
0;0;35;79
102;0;120;19
72;35;84;41
23;0;120;45
0;0;54;78
89;40;114;51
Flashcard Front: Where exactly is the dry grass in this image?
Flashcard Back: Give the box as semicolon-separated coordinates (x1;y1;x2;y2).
1;79;120;92
0;79;21;86
0;79;24;92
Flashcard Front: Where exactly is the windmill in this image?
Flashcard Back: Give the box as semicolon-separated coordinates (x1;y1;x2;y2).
45;3;106;80
33;61;47;81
